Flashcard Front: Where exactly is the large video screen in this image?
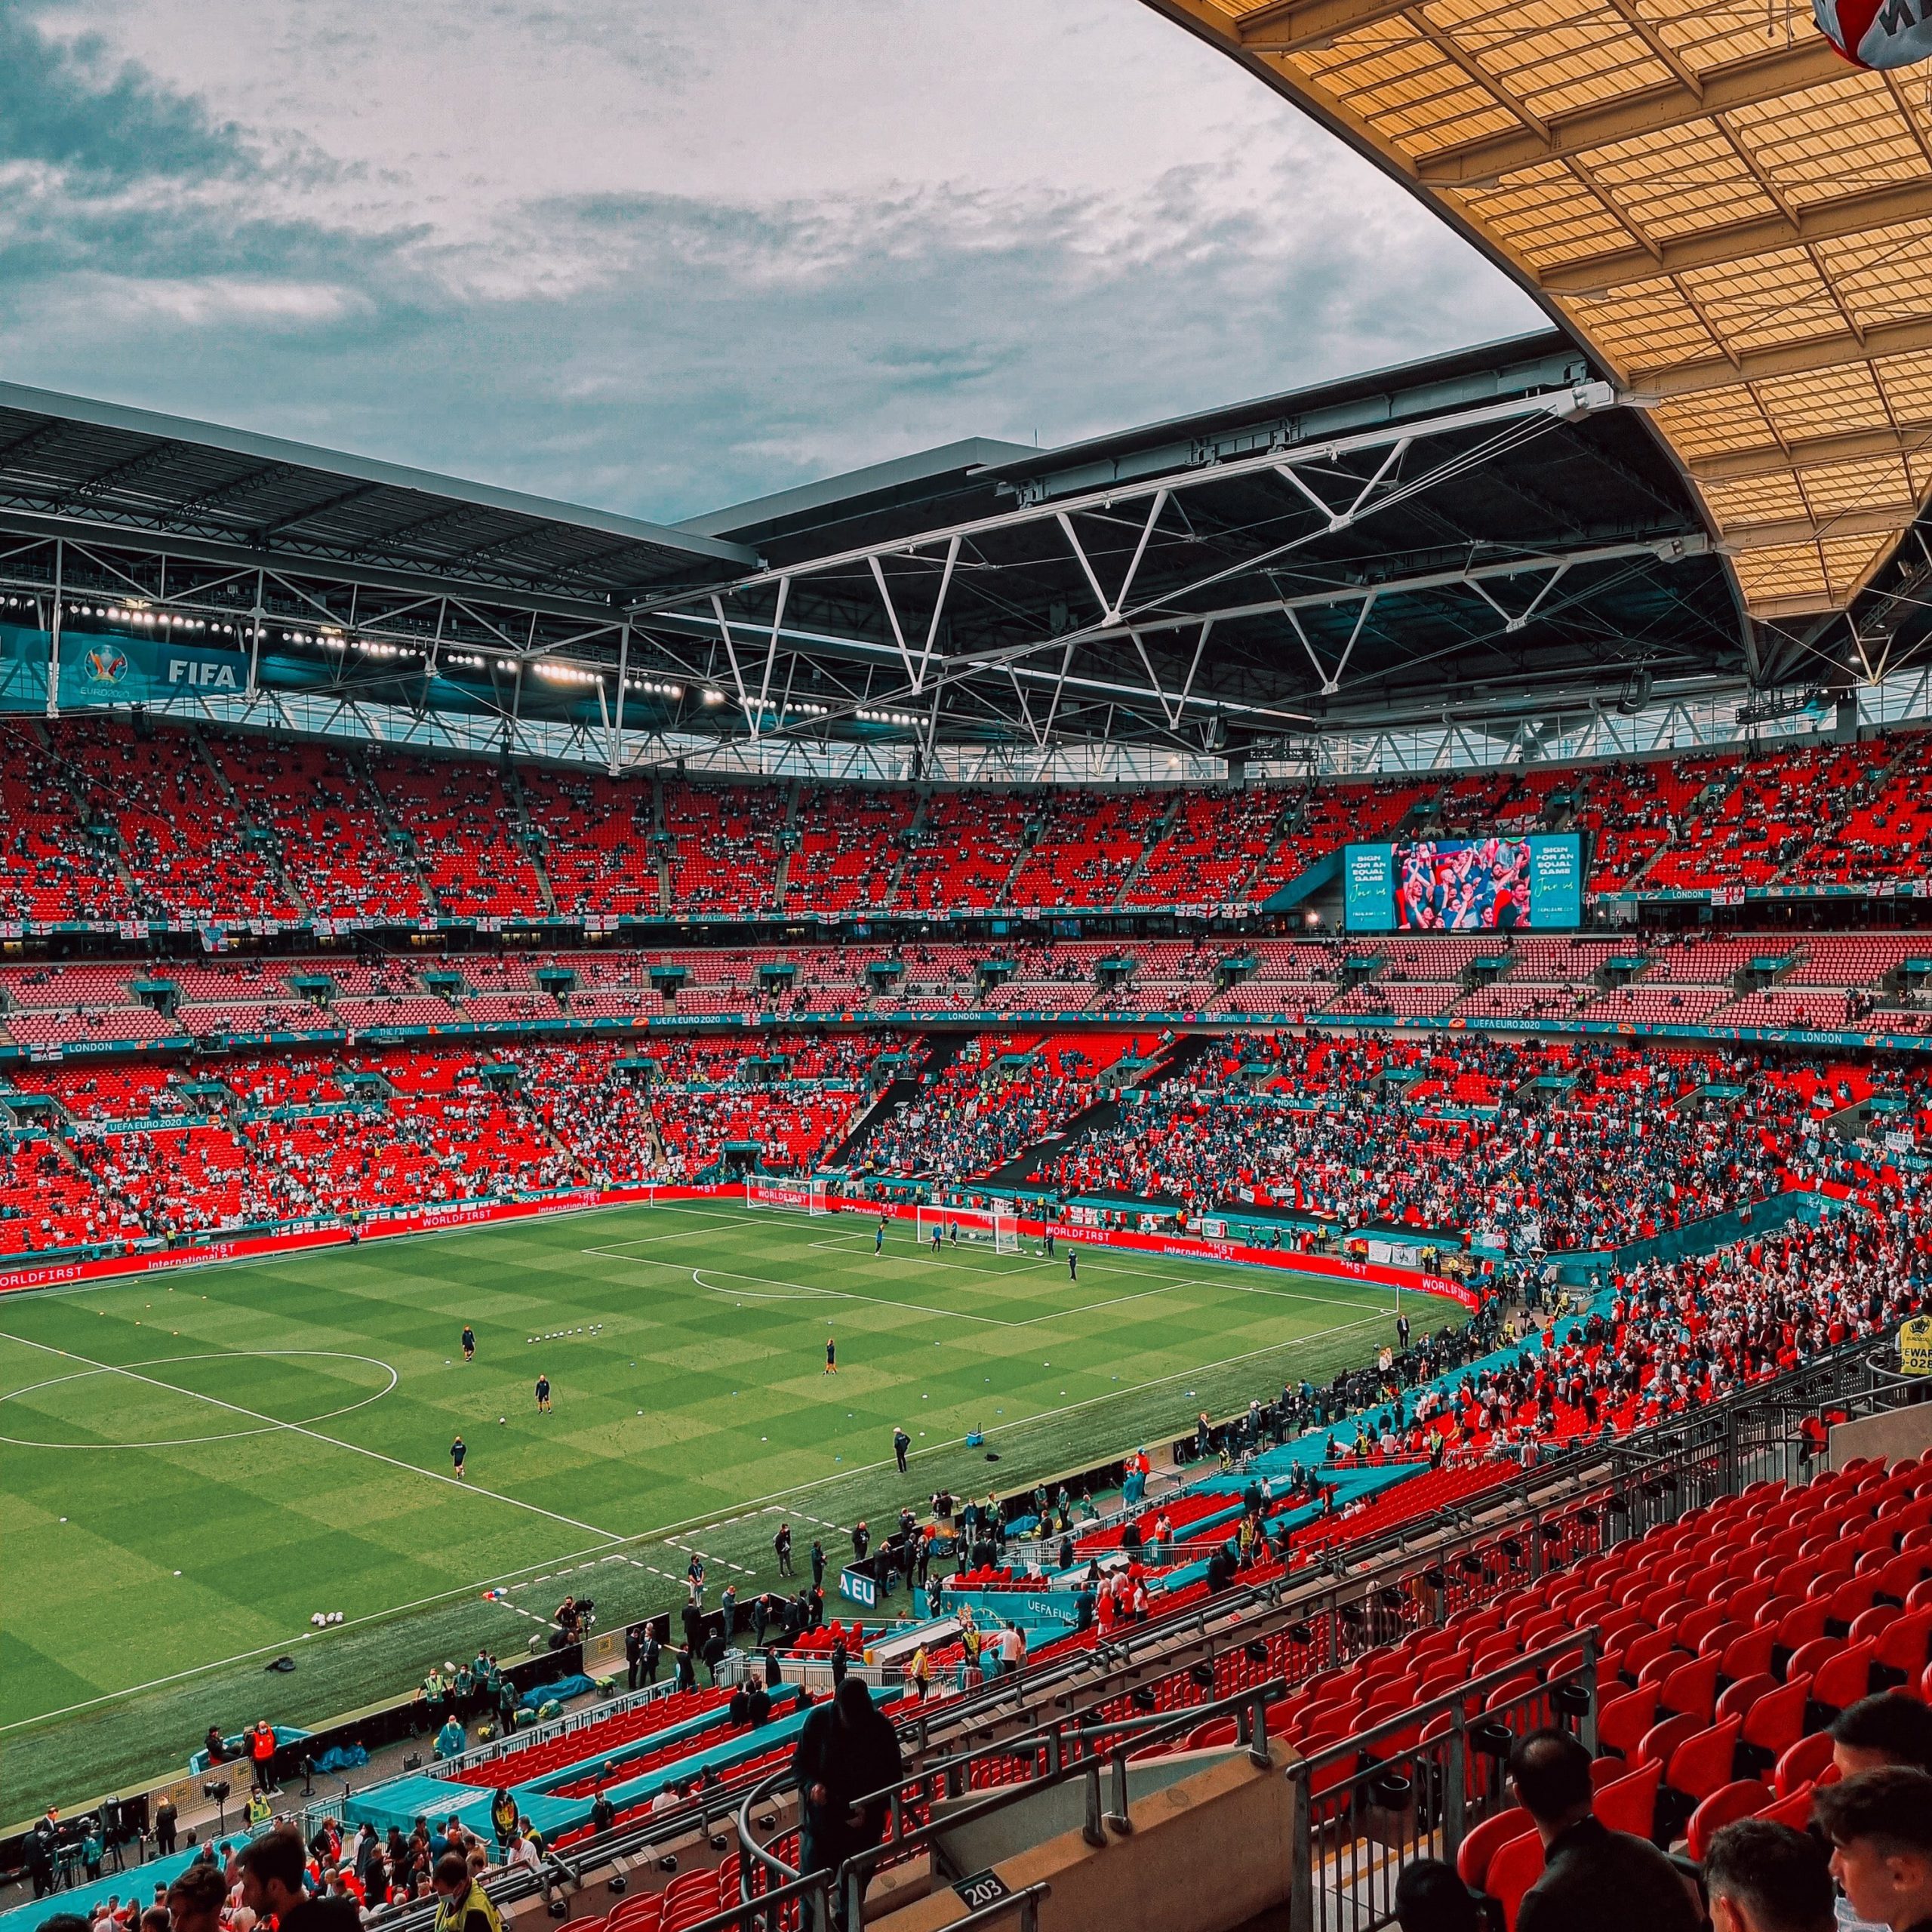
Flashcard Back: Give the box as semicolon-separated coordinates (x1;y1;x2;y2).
1343;834;1582;932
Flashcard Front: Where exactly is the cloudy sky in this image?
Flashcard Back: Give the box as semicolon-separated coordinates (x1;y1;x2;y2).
4;1;1542;525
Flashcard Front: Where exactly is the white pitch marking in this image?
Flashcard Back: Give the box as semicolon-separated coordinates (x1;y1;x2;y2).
0;1329;626;1545
0;1349;401;1451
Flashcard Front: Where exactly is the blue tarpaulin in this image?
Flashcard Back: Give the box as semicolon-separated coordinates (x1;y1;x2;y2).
520;1673;595;1711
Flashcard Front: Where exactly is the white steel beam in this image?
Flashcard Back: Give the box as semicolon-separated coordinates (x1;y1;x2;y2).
638;533;1700;728
625;383;1619;618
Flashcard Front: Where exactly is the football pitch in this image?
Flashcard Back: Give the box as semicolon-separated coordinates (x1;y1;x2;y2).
0;1199;1411;1820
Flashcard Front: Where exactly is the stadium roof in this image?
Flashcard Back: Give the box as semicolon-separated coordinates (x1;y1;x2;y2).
1145;0;1932;625
0;343;1755;761
627;331;1740;759
0;380;755;603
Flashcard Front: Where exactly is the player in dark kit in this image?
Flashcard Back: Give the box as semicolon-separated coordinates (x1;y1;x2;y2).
451;1435;467;1480
824;1335;837;1374
460;1324;475;1361
535;1373;552;1413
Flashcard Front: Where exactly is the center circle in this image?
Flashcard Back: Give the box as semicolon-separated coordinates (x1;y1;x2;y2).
0;1349;400;1450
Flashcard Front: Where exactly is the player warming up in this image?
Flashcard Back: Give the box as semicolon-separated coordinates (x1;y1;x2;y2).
875;1214;886;1255
535;1371;552;1413
460;1324;475;1361
450;1435;467;1481
824;1334;837;1375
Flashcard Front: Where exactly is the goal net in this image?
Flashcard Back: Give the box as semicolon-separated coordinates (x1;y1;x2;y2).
915;1205;1019;1254
745;1179;827;1214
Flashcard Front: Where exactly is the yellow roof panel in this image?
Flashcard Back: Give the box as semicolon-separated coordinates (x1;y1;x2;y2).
1754;361;1894;439
1581;283;1725;367
1149;0;1932;614
1730;543;1829;600
1586;125;1781;240
1875;350;1932;421
1728;82;1927;202
1462;168;1638;265
1677;253;1853;355
1701;471;1812;525
1821;223;1932;327
1654;387;1778;458
1822;532;1893;597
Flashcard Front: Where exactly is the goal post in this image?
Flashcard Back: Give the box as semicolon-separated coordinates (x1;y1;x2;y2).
915;1204;1019;1254
745;1178;825;1214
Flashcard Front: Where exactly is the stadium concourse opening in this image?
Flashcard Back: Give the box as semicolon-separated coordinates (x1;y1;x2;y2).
6;51;1932;1932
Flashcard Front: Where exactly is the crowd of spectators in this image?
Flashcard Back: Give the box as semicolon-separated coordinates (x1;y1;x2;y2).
17;715;1932;935
852;1032;1135;1180
1254;1179;1931;1479
1021;1034;1920;1253
0;1030;931;1258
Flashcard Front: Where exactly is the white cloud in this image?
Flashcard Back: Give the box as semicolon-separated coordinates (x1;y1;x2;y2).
28;271;371;328
7;0;1543;520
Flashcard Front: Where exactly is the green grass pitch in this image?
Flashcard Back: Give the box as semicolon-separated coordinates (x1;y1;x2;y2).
0;1200;1412;1822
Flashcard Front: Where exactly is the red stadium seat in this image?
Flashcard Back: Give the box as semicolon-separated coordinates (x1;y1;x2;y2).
1776;1731;1838;1798
1678;1604;1731;1654
1485;1829;1546;1932
1718;1671;1778;1725
1740;1675;1811;1771
1666;1716;1743;1810
1812;1639;1875;1715
1874;1607;1932;1687
1638;1713;1703;1769
1757;1783;1816;1831
1687;1780;1771;1862
1719;1627;1778;1681
1850;1604;1903;1646
1660;1655;1720;1723
1598;1686;1660;1761
1595;1760;1662;1839
1457;1807;1539;1892
1625;1629;1683;1678
1774;1601;1831;1658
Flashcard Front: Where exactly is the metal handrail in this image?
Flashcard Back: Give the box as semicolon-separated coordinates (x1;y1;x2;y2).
1864;1355;1930;1411
1284;1634;1601;1932
734;1675;1280;1908
439;1678;686;1778
729;1639;1592;1932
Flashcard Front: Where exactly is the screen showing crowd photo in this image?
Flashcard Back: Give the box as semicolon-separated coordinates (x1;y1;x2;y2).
1398;838;1531;930
1343;834;1583;931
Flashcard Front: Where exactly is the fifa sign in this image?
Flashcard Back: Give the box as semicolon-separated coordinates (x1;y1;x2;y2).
168;657;241;689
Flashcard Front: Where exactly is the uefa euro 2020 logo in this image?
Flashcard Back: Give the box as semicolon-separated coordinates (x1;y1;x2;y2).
83;642;128;688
